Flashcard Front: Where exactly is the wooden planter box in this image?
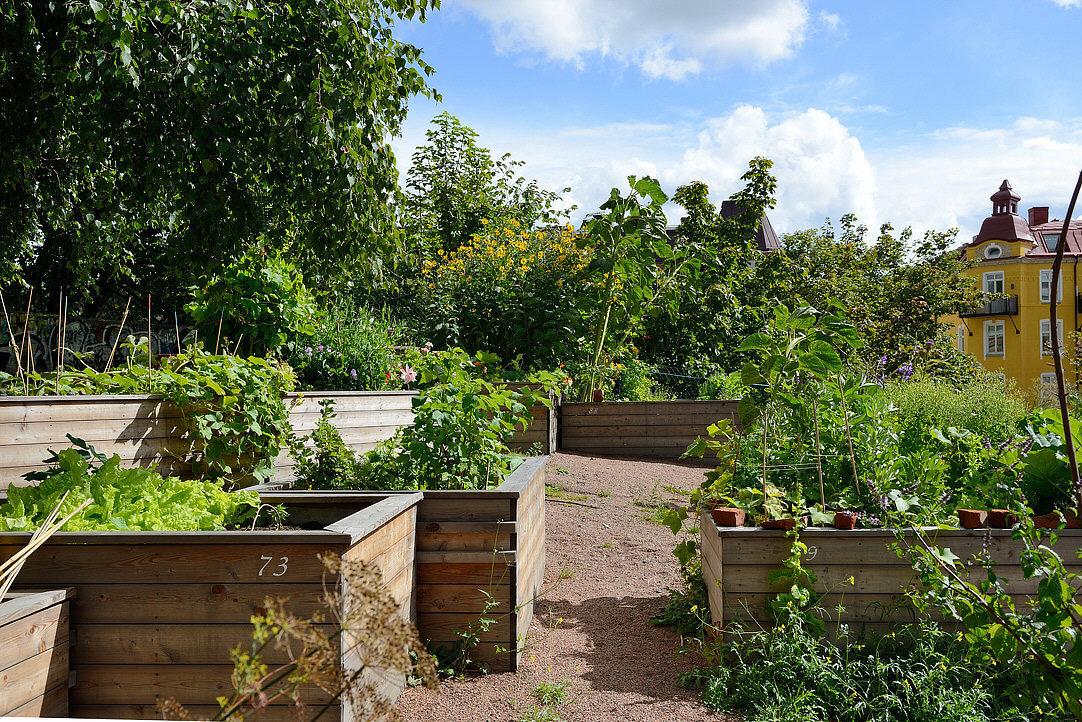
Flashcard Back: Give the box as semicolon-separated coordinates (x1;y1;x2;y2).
0;492;421;720
0;589;74;717
700;514;1082;634
560;400;740;464
263;455;548;673
1;391;552;486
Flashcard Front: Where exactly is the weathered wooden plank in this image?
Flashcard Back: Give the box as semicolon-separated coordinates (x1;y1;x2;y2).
0;643;69;715
417;521;514;552
72;704;334;721
70;664;333;705
415;584;511;613
719;532;1082;567
417;498;513;523
70;583;326;623
5;682;67;718
73;624;329;665
0;542;347;583
416;612;510;643
0;601;68;672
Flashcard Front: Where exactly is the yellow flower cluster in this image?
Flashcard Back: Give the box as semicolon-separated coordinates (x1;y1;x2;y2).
423;220;589;287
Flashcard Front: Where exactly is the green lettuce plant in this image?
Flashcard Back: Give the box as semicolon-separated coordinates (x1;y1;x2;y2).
1;443;259;531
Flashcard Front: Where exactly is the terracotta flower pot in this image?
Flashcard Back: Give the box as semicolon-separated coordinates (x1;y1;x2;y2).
762;517;798;531
1033;512;1063;529
1066;512;1082;529
711;507;746;527
833;511;858;530
986;509;1018;528
592;389;604;403
957;508;988;529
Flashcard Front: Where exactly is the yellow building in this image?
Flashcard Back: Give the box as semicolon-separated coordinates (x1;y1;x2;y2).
954;179;1082;399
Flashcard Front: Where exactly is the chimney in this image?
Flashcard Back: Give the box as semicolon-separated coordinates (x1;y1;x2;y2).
1029;206;1050;226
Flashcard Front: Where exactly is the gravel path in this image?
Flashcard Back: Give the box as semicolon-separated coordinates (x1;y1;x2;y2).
397;453;730;721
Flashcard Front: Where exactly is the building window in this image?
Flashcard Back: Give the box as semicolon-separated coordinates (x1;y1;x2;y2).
984;244;1004;259
1040;268;1063;303
983;270;1005;295
957;325;966;351
1040;372;1058;405
984;320;1005;357
1043;233;1061;252
1040;319;1065;357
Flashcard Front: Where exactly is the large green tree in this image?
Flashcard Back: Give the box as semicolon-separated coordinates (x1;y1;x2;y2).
0;0;438;314
637;157;778;388
401;112;569;262
754;215;981;372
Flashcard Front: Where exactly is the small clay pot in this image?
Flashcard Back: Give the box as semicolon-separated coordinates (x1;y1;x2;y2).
711;507;746;527
1065;512;1082;529
986;509;1018;528
833;511;858;530
592;389;604;403
957;508;988;529
1033;512;1063;529
762;517;798;531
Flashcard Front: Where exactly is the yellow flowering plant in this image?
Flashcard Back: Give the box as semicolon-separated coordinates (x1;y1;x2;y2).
420;219;594;369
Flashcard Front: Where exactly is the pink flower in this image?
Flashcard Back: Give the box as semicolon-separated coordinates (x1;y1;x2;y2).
400;365;417;384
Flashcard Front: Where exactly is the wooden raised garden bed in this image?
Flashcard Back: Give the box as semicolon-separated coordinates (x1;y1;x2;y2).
0;589;74;717
263;455;548;673
560;400;739;463
1;391;551;485
0;492;421;720
700;513;1082;634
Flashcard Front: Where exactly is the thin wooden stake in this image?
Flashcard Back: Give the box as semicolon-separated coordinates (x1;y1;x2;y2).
105;297;131;372
60;294;68;372
214;310;224;355
813;398;826;511
761;412;769;501
147;294;153;369
20;287;33;393
174;311;182;353
838;373;860;499
55;289;62;380
0;289;22;377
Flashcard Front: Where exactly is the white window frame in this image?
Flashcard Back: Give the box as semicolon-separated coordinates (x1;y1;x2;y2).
984;319;1005;358
984;243;1004;259
1040;268;1063;303
1040;372;1058;405
1040;319;1065;357
983;270;1005;295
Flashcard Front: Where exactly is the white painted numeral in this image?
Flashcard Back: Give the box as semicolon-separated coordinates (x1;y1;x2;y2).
259;555;289;577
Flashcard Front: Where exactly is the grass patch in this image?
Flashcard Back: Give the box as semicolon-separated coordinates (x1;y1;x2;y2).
533;679;570;706
546;484;590;502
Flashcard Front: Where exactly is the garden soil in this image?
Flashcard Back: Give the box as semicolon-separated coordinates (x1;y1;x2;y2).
397;452;734;721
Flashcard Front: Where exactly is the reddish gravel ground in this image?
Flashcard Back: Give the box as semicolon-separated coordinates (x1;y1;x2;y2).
397;452;731;722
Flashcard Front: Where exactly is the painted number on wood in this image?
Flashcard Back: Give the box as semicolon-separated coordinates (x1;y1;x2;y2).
259;555;289;577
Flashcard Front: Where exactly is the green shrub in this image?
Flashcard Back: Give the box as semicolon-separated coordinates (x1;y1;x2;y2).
697;370;747;400
291;400;363;490
613;358;656;401
187;246;318;357
289;304;401;391
688;621;1021;722
351;349;551;490
1;346;296;485
1;443;259;531
884;376;1028;448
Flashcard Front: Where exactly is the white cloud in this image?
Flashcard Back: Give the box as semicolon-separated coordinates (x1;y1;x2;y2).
818;10;841;31
1048;0;1082;6
394;106;1082;243
454;0;810;79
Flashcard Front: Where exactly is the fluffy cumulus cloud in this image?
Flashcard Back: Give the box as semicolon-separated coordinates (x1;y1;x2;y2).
455;0;810;80
395;107;1082;242
664;105;876;230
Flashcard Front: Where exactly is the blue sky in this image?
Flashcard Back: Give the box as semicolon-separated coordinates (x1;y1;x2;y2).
393;0;1082;241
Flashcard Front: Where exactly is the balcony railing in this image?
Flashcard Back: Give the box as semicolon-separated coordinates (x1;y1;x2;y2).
961;295;1018;318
